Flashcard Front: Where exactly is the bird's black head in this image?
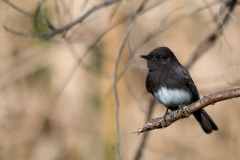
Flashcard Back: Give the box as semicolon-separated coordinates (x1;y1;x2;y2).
140;47;178;71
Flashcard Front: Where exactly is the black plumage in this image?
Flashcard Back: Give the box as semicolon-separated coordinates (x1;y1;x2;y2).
141;47;218;134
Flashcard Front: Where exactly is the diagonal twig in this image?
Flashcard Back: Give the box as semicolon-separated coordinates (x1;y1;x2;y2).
134;88;240;134
113;1;148;159
133;99;156;160
185;0;238;69
44;0;119;38
4;0;120;38
3;0;32;17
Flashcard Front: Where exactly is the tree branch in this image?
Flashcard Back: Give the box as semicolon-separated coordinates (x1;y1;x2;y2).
134;88;240;135
133;99;156;160
44;0;119;38
185;0;238;69
113;1;148;159
3;0;32;17
4;0;119;38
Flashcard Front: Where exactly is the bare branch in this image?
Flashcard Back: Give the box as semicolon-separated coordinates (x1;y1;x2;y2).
3;0;32;17
3;26;39;38
47;62;79;116
43;0;119;38
44;0;119;38
113;1;148;159
4;0;119;38
185;0;238;69
134;88;240;135
133;99;156;160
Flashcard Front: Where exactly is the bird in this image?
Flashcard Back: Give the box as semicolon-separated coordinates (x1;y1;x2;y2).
140;46;218;134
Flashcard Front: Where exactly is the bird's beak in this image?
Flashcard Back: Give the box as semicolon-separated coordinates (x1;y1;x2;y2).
140;55;149;60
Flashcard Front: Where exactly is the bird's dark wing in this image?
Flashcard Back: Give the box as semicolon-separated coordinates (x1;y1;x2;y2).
175;66;200;101
146;72;154;94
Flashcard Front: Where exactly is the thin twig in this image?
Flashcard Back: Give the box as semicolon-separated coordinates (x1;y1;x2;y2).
113;13;136;160
44;0;119;38
4;0;119;38
38;1;121;118
185;0;237;69
133;99;156;160
36;1;120;116
3;0;32;17
113;1;148;159
113;20;134;160
109;0;123;21
134;88;240;134
136;1;220;52
47;62;79;115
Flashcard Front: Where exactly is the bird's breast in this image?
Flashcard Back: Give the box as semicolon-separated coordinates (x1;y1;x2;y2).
154;87;192;108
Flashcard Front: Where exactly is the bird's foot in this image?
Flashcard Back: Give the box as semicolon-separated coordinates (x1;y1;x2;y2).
163;109;170;123
178;104;186;109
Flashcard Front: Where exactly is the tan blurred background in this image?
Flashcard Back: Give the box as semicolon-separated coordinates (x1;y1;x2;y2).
0;0;240;160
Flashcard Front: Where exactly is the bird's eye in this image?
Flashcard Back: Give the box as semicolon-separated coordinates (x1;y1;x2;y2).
157;56;162;60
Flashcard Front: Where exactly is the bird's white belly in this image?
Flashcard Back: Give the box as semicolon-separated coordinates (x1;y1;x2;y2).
154;87;192;106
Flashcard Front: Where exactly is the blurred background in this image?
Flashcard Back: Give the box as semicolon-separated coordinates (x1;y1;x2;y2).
0;0;240;160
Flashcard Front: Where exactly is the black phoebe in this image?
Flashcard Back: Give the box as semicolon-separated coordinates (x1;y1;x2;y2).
140;47;218;134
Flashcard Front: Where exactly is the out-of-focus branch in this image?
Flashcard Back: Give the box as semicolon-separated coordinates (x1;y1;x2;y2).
113;16;134;160
185;0;238;69
134;88;240;134
44;0;119;38
133;99;156;160
4;0;119;38
3;0;32;17
113;1;148;159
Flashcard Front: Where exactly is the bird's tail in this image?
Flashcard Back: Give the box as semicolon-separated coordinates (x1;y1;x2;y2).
193;109;218;134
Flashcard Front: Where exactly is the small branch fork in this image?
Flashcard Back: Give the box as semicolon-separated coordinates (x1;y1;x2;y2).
134;88;240;135
3;0;119;38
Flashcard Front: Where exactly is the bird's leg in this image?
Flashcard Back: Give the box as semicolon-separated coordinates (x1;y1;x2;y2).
163;108;169;122
178;104;186;109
